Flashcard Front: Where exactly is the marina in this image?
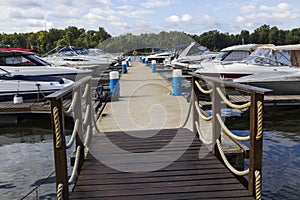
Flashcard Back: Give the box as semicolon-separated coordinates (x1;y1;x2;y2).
1;59;300;199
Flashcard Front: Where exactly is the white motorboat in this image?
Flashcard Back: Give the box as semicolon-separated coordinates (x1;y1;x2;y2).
146;51;173;63
170;42;217;69
0;69;74;102
234;71;300;95
43;46;117;69
0;51;91;81
194;44;300;79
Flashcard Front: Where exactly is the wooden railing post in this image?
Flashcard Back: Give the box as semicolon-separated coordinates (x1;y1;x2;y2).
248;91;264;197
211;82;221;157
50;97;69;200
191;76;199;135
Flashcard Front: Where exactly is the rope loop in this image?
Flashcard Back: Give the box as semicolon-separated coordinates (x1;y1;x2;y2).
56;183;64;200
195;121;213;145
53;106;62;149
65;91;78;115
216;87;251;109
216;114;250;141
256;101;263;140
180;98;193;128
195;101;212;121
195;81;212;94
216;139;249;176
68;146;81;184
255;170;262;200
82;83;90;99
83;104;91;127
66;119;80;149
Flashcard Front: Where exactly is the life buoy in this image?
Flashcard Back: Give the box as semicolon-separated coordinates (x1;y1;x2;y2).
132;50;137;56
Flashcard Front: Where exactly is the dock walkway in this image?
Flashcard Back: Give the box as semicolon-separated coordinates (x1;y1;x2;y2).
70;62;253;199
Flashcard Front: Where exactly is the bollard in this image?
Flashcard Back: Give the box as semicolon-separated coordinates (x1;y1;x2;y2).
173;69;182;96
142;57;145;63
110;71;120;99
151;60;156;73
126;59;129;68
121;61;127;74
145;58;149;66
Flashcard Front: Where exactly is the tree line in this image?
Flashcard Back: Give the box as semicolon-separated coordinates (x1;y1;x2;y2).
1;24;300;54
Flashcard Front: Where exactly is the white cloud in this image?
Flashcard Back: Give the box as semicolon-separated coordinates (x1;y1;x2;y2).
240;5;255;14
236;16;245;23
182;14;192;22
203;14;211;21
166;14;192;23
141;0;173;8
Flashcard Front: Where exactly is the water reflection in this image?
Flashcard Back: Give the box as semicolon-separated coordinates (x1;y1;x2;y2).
0;114;74;200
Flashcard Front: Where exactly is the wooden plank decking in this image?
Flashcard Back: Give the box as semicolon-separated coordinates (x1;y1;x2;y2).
70;62;253;199
71;128;253;199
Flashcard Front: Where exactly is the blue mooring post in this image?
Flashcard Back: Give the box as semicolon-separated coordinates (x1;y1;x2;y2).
173;69;182;96
151;60;156;73
110;71;120;98
145;58;149;66
142;57;145;63
122;61;126;74
126;58;129;68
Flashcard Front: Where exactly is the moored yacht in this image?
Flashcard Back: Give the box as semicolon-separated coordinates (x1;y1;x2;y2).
194;44;300;79
0;51;91;81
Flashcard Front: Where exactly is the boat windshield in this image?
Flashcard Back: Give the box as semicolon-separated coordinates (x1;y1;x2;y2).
0;53;49;66
214;51;250;62
241;48;291;66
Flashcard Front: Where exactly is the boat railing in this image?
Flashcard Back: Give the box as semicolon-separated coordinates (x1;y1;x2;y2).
190;73;272;199
46;76;99;200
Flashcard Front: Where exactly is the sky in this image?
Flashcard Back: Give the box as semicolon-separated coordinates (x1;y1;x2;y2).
0;0;300;36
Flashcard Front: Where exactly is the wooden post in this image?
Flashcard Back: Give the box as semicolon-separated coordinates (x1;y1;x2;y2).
211;82;221;157
191;76;198;136
248;91;264;197
50;98;69;200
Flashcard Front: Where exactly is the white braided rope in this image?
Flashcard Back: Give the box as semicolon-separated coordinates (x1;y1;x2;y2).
65;91;78;115
82;83;90;99
83;104;91;127
216;139;249;176
216;114;250;141
255;170;262;200
195;80;212;94
68;145;81;184
256;101;263;140
84;125;92;148
56;183;63;200
195;101;212;121
53;106;62;149
195;121;213;145
216;87;251;109
66;119;80;149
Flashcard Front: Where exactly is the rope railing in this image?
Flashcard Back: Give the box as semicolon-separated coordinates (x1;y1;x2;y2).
195;101;212;121
83;104;91;127
66;119;80;149
47;76;97;200
216;139;249;176
216;114;250;141
68;146;81;184
216;87;251;109
195;80;212;94
195;121;213;145
190;74;270;199
65;91;78;115
82;83;90;99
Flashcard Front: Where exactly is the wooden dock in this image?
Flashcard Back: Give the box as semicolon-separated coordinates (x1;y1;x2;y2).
70;61;254;199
